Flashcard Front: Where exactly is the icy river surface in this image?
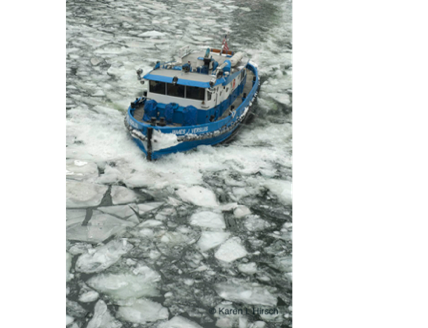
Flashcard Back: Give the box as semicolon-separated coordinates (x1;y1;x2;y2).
66;0;292;327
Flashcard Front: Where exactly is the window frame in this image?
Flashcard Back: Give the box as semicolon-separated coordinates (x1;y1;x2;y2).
186;86;205;101
166;83;185;98
149;80;166;95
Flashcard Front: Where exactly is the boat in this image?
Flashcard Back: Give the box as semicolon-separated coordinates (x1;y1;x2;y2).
124;43;260;160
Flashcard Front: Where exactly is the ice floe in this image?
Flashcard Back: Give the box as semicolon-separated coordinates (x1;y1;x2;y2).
111;186;137;205
215;279;277;306
139;219;163;228
233;205;251;218
87;300;122;328
67;210;135;243
66;159;98;181
238;262;257;274
190;211;225;230
117;298;168;324
215;237;247;263
137;202;164;214
75;239;133;273
97;204;139;223
157;316;202;328
263;179;292;205
244;216;271;232
66;315;74;326
87;264;161;300
176;186;219;207
80;290;99;303
197;231;230;252
66;180;108;208
66;252;73;282
139;30;166;38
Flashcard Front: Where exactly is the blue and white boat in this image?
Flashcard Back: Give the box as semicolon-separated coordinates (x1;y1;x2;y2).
124;45;260;160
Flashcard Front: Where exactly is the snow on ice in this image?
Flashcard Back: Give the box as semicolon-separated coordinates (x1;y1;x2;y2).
176;186;219;207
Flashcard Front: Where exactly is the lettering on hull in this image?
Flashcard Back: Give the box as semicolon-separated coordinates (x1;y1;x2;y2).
172;126;209;135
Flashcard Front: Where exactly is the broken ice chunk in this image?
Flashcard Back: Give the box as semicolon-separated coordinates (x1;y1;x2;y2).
67;211;135;243
111;186;137;205
79;290;99;303
97;204;138;221
137;202;163;214
87;300;122;328
263;179;292;205
215;279;277;307
197;231;230;252
66;252;73;282
139;30;166;38
157;316;203;328
87;264;161;300
66;299;87;317
66;180;108;208
159;231;190;245
244;215;271;232
66;315;74;326
215;237;247;263
233;205;251;218
66;159;98;181
176;186;219;207
237;262;257;275
139;219;163;228
190;211;225;230
117;298;169;324
219;203;238;211
75;239;133;273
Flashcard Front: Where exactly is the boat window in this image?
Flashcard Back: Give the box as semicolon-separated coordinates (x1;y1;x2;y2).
149;80;166;95
207;90;212;101
166;83;185;98
186;86;205;101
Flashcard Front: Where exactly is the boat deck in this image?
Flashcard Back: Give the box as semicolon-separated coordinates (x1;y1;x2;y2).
132;68;254;126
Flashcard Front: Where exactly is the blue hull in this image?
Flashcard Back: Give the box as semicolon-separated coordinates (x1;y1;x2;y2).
125;62;259;160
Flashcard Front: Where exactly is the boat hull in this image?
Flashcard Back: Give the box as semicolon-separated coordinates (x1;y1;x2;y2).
132;125;238;160
125;62;260;160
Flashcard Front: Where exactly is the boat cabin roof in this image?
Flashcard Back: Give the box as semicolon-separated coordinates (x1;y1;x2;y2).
143;50;245;89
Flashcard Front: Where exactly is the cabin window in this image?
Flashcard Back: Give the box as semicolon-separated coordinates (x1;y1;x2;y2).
149;80;166;95
166;83;185;98
186;86;205;101
207;90;212;101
